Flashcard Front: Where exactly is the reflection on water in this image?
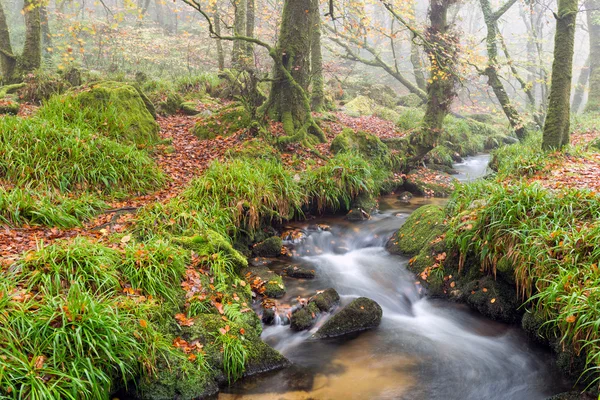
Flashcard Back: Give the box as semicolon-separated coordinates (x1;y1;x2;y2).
221;194;568;400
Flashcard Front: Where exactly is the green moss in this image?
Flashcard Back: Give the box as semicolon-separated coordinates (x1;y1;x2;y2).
39;81;160;146
397;93;423;108
241;266;286;298
311;288;340;312
193;105;251;140
374;106;401;122
174;231;248;272
225;139;280;162
290;302;319;331
330;128;392;168
180;102;199;116
426;145;457;167
313;297;382;339
386;205;446;257
343;95;377;116
159;92;183;115
252;236;283;257
462;276;520;323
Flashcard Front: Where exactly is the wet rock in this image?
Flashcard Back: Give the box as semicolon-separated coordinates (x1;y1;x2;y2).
546;392;597;400
241;265;286;298
397;191;413;204
386;205;446;257
521;310;550;346
346;207;371;222
311;288;340;312
252;236;283;258
283;265;316;279
262;308;276;325
290;302;319;331
281;228;307;244
313;297;382;339
462;276;521;323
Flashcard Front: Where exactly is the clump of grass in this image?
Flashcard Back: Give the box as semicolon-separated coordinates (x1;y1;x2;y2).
396;107;425;132
0;116;164;195
302;152;381;213
0;187;108;228
215;331;248;384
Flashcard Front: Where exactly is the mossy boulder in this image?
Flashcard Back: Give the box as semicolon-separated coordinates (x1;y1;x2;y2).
0;99;19;115
425;145;461;167
60;81;159;144
159;92;184;115
397;93;423;108
343;95;377;116
330;128;392;167
313;297;382;339
462;276;521;323
386;205;446;257
374;106;401;122
311;288;340;312
181;102;200;116
241;265;286;298
174;230;248;272
283;265;316;279
290;302;320;331
252;236;283;258
193;105;251;140
361;84;398;108
403;169;456;197
522;310;551;346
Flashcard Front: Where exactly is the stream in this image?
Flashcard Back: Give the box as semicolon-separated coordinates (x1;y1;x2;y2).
219;155;569;400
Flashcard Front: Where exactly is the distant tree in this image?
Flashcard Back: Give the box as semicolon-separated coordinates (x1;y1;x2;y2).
584;0;600;112
542;0;578;150
0;0;42;83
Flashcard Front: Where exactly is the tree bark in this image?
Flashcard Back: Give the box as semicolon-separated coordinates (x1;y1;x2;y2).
214;6;225;71
40;5;52;59
232;0;248;68
19;0;42;76
0;0;16;82
584;0;600;112
245;0;255;62
542;0;578;150
310;0;325;112
571;56;590;113
407;0;459;162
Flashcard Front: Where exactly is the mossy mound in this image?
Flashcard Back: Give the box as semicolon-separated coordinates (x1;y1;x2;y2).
313;297;382;339
241;265;286;298
374;106;401;122
41;81;159;146
330;128;392;168
290;302;320;331
174;230;248;272
0;99;19;115
425;145;461;167
386;205;446;257
343;95;377;117
397;93;423;108
193;105;251;140
252;236;283;257
225;139;280;162
283;265;316;279
360;84;398;108
311;288;340;312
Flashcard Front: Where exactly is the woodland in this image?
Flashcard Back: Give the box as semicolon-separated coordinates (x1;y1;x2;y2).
0;0;600;399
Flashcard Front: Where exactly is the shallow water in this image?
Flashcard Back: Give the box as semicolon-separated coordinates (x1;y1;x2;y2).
219;156;568;400
453;154;491;182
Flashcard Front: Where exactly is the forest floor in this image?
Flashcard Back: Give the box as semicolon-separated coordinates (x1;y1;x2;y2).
0;107;405;260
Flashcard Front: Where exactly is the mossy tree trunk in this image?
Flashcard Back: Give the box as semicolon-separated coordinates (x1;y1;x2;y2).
410;1;427;91
214;5;225;71
264;0;325;144
0;0;41;83
406;0;459;162
479;0;527;139
245;0;255;62
232;0;248;68
584;0;600;112
542;0;578;150
310;0;325;112
40;4;52;60
571;56;590;113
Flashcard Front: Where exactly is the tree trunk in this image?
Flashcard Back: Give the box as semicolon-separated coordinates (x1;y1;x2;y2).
408;0;459;162
480;0;526;139
410;0;427;91
264;0;325;144
40;5;52;60
245;0;255;62
571;56;590;113
542;0;578;150
232;0;247;68
310;0;325;112
214;6;225;71
0;0;16;82
584;0;600;112
18;0;42;76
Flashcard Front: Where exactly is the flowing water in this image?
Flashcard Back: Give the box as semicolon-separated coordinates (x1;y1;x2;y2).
220;156;569;400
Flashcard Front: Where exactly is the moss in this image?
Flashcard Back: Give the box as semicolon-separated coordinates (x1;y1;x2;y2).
180;102;199;116
330;128;392;168
225;139;281;162
397;93;423;108
264;275;286;298
193;105;251;140
252;236;283;257
311;288;340;312
396;107;425;131
159;92;183;115
313;297;382;339
521;310;551;346
404;170;456;197
425;145;458;167
462;276;521;323
386;205;446;257
174;230;248;272
290;302;319;331
374;106;401;122
244;340;289;376
241;266;286;298
0;100;19;115
343;95;377;116
361;84;398;108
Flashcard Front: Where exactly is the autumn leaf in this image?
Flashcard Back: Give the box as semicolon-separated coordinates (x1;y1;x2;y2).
566;315;577;323
139;319;148;328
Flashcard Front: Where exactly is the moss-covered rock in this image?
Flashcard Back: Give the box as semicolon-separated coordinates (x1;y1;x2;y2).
330;128;392;168
181;101;200;116
241;265;286;298
546;392;597;400
403;169;456;197
361;84;398;108
462;276;521;323
290;302;320;331
245;339;290;376
313;297;382;339
311;288;340;312
252;236;283;258
397;93;424;108
425;145;461;167
0;100;19;115
343;95;377;116
193;105;251;140
374;106;401;122
56;81;159;145
521;310;551;346
283;265;316;279
174;230;248;272
159;92;184;115
386;205;446;257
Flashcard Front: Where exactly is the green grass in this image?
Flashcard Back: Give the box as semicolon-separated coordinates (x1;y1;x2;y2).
215;331;248;384
0;116;164;196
